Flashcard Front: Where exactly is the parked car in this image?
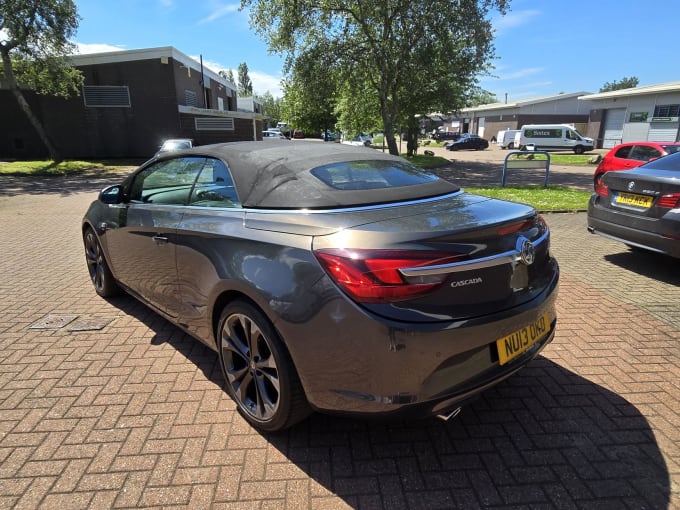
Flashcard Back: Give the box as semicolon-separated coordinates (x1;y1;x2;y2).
342;134;373;147
155;138;193;156
593;141;680;187
82;142;559;431
588;151;680;258
292;130;305;139
262;130;287;140
434;131;461;142
321;130;336;141
445;134;489;151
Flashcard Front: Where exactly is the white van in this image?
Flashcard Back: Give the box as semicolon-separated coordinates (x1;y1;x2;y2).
514;124;594;154
495;129;520;149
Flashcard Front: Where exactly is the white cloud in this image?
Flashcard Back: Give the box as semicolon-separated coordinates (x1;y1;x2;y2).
496;67;544;80
493;10;541;33
75;42;127;54
197;3;240;25
250;70;284;97
192;56;284;98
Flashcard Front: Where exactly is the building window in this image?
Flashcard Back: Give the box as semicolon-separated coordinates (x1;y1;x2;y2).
185;90;199;107
652;104;680;119
83;85;131;107
629;112;648;122
195;117;235;131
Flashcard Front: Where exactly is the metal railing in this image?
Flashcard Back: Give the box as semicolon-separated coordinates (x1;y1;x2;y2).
502;150;551;188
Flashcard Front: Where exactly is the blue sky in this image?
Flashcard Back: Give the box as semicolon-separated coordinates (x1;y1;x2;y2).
72;0;678;101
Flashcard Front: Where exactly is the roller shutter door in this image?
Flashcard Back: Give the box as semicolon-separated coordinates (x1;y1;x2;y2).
602;108;625;148
648;122;679;142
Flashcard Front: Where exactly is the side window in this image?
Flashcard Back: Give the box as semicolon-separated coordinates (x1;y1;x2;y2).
614;146;633;159
629;146;661;162
188;158;241;207
129;157;206;205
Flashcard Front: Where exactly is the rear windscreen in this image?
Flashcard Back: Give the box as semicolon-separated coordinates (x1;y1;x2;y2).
311;160;439;191
661;145;680;155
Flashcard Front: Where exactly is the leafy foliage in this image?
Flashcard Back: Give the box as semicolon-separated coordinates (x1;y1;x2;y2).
219;68;236;85
467;88;499;107
237;62;253;96
259;91;283;126
0;0;83;161
9;54;83;97
280;48;339;136
599;76;639;93
243;0;508;155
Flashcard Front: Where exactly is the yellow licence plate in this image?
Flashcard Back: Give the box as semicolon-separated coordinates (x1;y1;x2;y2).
615;192;653;208
496;314;550;365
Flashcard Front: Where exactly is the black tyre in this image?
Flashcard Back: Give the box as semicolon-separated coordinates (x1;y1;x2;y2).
217;300;310;431
83;228;120;297
574;145;585;155
508;142;515;150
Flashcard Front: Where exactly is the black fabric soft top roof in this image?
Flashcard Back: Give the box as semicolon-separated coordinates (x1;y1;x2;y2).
178;141;459;209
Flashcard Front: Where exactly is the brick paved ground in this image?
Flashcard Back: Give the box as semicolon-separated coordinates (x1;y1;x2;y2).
0;165;678;509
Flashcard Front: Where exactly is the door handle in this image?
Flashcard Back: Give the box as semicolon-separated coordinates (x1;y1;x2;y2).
152;235;168;246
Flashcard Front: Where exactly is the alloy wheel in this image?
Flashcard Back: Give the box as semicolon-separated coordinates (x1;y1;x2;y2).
220;312;280;421
84;231;106;292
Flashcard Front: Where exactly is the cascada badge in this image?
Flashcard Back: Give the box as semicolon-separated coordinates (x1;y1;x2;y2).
451;277;483;288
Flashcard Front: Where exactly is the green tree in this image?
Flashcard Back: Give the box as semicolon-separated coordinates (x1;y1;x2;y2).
259;90;282;126
219;68;235;85
0;0;83;162
237;62;253;96
282;48;338;136
467;88;498;107
244;0;507;155
599;76;639;93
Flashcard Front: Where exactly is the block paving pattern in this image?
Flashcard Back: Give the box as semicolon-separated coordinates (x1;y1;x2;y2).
0;173;678;509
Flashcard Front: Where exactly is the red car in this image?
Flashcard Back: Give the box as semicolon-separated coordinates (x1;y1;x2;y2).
594;141;680;188
292;130;305;139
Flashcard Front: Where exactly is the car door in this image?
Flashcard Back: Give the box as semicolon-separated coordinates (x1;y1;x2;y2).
174;158;245;340
105;156;207;316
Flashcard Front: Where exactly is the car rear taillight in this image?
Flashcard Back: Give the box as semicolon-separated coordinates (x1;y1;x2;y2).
314;249;465;303
594;176;608;197
658;192;680;209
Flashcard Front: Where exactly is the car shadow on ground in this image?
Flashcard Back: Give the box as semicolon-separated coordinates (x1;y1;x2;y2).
108;293;670;509
603;249;679;286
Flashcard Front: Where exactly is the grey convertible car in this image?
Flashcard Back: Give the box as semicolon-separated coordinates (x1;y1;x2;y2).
83;141;559;431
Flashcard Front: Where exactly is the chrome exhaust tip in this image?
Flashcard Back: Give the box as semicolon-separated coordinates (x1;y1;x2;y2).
436;407;462;422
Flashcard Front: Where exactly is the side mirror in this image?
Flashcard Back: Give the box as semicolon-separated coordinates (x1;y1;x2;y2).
99;185;123;204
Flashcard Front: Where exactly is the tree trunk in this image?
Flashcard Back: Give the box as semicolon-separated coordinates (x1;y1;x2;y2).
1;50;62;162
379;94;399;156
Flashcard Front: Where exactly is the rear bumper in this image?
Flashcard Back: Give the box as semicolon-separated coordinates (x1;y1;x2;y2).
587;218;680;258
587;198;680;258
282;260;559;419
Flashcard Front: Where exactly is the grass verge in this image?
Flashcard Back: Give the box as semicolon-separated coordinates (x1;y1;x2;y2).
465;185;591;211
0;160;141;176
